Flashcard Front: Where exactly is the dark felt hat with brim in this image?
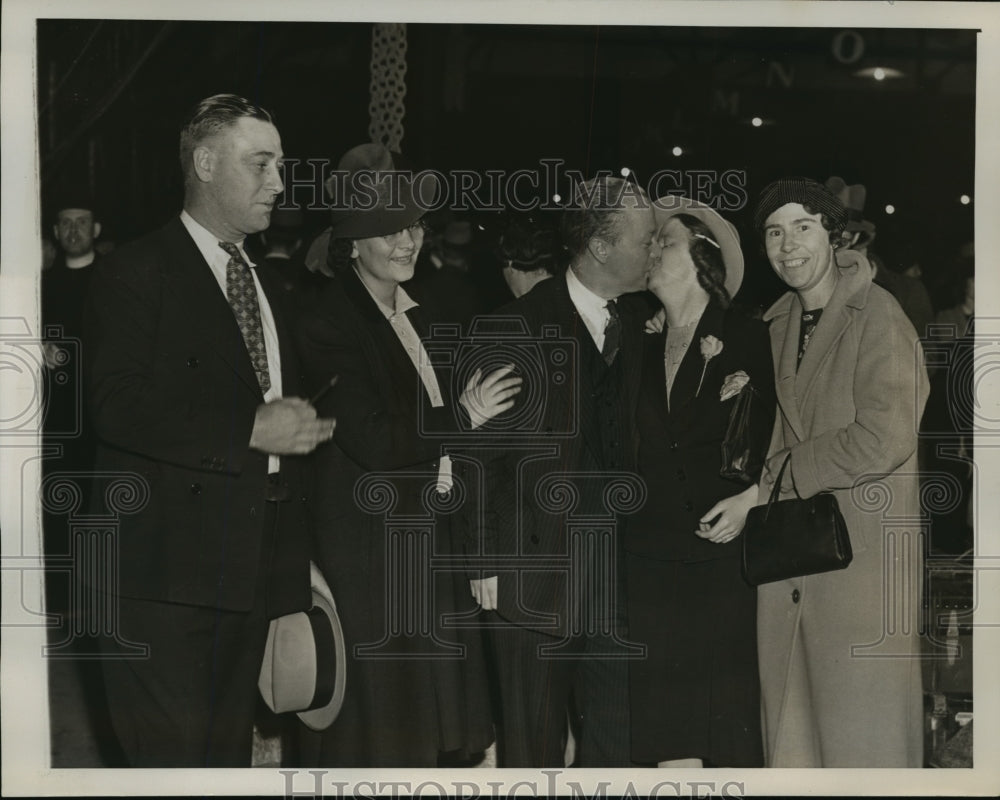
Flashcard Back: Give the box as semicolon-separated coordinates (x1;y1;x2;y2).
326;143;439;240
652;195;745;298
258;563;346;731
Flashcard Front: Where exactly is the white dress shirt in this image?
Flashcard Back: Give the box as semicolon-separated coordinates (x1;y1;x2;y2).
565;266;615;352
180;210;283;473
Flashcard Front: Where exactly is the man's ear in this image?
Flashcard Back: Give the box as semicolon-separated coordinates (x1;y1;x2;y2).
93;222;102;239
192;145;215;183
350;242;359;259
587;237;609;264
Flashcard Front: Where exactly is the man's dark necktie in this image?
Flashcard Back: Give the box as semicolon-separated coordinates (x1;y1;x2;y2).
602;299;621;365
219;241;270;393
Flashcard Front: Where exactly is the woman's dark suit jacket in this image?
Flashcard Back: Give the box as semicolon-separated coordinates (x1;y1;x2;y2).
625;301;776;561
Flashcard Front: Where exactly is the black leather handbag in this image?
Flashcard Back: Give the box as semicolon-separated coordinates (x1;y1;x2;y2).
741;453;853;586
720;383;765;484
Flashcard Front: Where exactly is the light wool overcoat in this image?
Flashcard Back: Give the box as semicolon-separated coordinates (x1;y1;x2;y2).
757;262;929;767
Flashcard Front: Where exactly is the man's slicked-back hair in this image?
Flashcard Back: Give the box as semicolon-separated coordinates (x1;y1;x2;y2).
561;176;641;260
179;93;274;179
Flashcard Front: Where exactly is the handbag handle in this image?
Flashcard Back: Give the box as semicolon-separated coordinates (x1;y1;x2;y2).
762;453;794;520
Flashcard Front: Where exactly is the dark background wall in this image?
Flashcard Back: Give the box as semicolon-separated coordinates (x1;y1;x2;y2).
37;21;976;309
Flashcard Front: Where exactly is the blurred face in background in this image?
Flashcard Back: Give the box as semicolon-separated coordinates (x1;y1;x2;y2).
54;209;100;258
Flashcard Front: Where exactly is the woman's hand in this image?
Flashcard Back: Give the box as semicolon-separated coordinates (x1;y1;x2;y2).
470;576;498;610
459;364;522;429
696;484;758;544
644;307;666;334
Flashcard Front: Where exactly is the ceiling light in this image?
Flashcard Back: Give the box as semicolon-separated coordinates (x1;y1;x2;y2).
854;66;905;80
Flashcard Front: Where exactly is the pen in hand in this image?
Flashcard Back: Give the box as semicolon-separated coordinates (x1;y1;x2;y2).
309;375;339;405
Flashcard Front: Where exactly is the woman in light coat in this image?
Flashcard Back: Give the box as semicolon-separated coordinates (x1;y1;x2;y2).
752;177;929;767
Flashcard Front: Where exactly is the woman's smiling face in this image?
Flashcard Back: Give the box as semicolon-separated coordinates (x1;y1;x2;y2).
762;202;835;297
353;221;425;291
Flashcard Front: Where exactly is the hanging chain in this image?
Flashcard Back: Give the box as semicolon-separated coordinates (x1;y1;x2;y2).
368;23;408;151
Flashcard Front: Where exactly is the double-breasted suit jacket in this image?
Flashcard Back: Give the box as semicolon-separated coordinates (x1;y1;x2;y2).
472;274;647;638
84;217;311;616
757;262;929;767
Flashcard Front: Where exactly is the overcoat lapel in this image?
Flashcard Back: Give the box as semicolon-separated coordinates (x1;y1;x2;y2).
794;275;857;409
161;218;262;397
765;292;808;443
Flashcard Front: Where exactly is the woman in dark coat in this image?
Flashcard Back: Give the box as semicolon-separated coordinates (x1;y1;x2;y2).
294;144;519;767
625;197;775;767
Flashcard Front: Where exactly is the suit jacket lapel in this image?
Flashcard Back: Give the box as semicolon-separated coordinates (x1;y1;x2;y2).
640;329;672;438
619;294;646;419
254;263;299;396
161;218;261;396
666;301;725;427
551;276;604;457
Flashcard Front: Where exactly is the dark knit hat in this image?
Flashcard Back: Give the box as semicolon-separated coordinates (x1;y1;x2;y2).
752;177;848;239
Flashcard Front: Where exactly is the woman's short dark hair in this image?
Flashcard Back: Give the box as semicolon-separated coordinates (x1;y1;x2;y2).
671;213;731;310
496;215;562;276
327;235;354;276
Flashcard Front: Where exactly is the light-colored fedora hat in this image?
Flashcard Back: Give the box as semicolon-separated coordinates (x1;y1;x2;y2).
652;195;744;298
258;562;346;731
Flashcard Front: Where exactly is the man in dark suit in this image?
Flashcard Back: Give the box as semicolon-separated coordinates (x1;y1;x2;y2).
83;94;335;767
468;176;659;767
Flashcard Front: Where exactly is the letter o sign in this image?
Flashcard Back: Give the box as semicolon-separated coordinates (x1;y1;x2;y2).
832;30;865;64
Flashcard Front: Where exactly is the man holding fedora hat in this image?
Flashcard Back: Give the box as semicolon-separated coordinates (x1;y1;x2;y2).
84;93;335;767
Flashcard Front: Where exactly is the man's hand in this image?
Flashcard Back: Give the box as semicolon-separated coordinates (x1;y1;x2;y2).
249;398;335;455
470;576;498;610
459;365;522;429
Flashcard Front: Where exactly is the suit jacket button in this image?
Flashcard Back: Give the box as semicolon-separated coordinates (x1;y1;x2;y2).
186;357;199;368
670;441;679;450
792;589;801;603
190;483;202;495
530;534;540;545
